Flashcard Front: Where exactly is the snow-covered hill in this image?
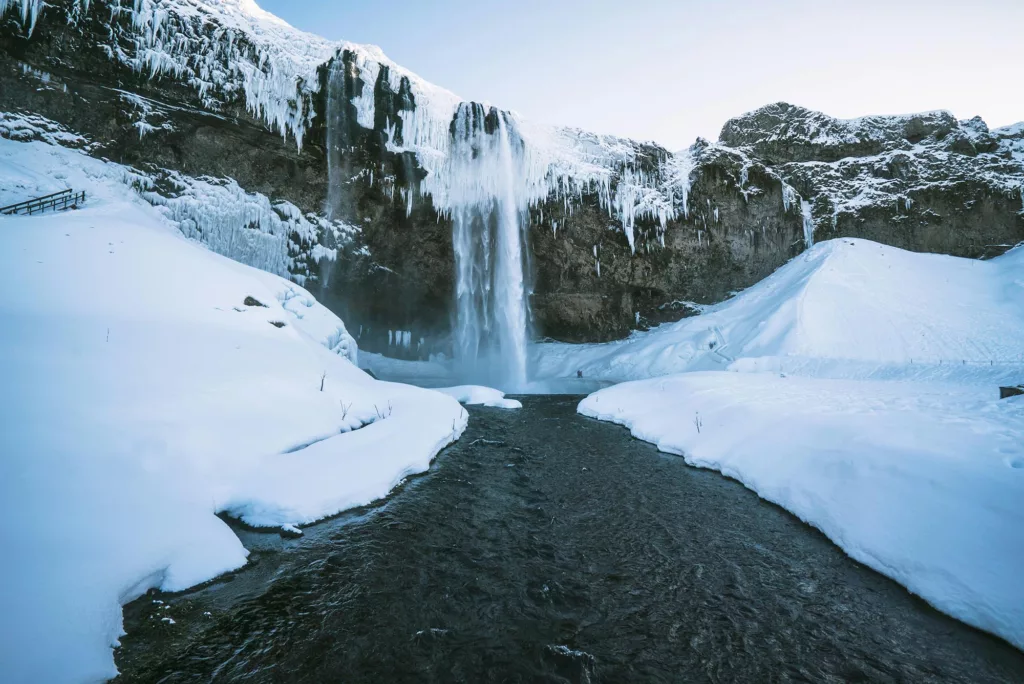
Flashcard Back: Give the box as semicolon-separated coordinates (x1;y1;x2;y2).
0;135;467;683
536;238;1024;382
566;237;1024;650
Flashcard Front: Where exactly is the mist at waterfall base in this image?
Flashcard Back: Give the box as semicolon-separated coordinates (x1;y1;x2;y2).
326;58;535;392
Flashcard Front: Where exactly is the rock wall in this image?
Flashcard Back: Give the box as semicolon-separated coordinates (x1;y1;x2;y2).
2;2;1021;355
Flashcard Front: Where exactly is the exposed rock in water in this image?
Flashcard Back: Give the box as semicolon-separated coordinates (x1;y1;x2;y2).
2;0;1022;358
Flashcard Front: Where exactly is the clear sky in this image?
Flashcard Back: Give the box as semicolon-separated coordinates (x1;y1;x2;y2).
258;0;1023;150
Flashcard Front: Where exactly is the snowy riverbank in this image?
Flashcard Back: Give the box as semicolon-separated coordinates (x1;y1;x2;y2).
0;137;467;682
574;238;1024;649
580;373;1024;649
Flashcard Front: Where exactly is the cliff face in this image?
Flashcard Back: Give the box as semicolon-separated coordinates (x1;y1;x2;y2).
721;102;1024;259
2;1;1021;355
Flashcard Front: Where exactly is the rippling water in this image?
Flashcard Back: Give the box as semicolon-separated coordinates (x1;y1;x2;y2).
115;397;1024;683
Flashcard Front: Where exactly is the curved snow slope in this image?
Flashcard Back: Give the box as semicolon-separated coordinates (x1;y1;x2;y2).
536;238;1024;382
0;139;466;683
580;374;1024;651
0;111;347;280
573;236;1024;649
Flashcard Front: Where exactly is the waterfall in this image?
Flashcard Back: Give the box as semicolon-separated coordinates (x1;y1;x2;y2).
447;103;531;391
801;199;815;249
325;57;357;223
321;57;360;303
325;55;533;389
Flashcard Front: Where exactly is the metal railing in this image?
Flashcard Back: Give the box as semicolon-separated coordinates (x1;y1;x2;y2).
0;189;87;216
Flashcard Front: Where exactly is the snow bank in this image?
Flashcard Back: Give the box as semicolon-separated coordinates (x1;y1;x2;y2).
570;235;1024;649
435;386;523;410
536;238;1024;383
0;140;465;683
579;373;1024;649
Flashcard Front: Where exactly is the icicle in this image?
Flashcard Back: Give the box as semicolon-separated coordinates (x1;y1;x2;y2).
801;199;815;249
782;183;798;212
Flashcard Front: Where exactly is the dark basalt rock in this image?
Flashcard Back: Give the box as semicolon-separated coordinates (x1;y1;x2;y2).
1001;386;1024;400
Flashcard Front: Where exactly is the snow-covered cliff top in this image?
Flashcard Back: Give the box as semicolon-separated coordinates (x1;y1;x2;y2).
3;0;1021;254
719;102;1010;163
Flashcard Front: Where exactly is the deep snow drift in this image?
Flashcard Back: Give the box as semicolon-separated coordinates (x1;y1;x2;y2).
574;238;1024;650
0;137;467;683
537;238;1024;382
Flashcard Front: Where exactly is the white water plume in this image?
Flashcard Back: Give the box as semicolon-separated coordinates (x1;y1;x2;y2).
446;103;531;391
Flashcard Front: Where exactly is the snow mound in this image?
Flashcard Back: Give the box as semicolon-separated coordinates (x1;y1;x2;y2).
569;233;1024;649
0;138;465;682
579;373;1024;650
536;238;1024;383
435;386;523;410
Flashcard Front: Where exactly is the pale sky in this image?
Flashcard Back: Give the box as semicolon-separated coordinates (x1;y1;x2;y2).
258;0;1024;150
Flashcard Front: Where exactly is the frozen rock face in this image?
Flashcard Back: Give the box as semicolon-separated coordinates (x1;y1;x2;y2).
720;103;1024;259
2;1;1022;355
719;102;969;162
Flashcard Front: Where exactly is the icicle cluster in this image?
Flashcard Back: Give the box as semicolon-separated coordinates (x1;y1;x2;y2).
138;170;355;278
2;0;703;246
2;0;347;147
800;199;815;248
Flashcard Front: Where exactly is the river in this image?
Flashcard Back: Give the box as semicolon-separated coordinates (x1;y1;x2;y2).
114;396;1024;683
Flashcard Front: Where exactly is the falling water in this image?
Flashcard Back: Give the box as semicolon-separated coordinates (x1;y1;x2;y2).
324;56;533;389
325;56;357;223
447;103;531;391
801;199;815;249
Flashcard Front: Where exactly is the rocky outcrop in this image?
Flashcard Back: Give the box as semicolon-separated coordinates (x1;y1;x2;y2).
2;1;1021;355
722;102;1024;259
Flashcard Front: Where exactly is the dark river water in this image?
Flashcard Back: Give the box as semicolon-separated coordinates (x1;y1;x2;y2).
115;396;1024;683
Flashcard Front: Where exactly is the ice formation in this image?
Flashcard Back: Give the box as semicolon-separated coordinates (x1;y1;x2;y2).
315;36;701;386
0;111;353;281
317;40;702;386
801;199;815;248
3;0;711;386
2;1;702;239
